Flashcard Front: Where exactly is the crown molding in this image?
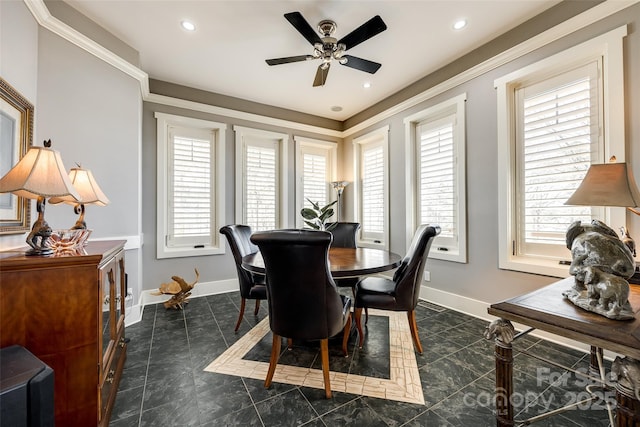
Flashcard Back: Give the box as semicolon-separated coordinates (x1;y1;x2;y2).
146;93;343;138
24;0;638;138
24;0;149;96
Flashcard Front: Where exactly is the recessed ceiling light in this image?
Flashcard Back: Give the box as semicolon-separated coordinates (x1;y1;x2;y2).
331;106;343;112
363;82;371;89
181;20;196;31
453;19;467;30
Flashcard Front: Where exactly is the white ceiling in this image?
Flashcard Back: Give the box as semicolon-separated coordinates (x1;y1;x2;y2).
65;0;560;121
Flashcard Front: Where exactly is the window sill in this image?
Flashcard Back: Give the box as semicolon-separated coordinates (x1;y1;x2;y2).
499;256;570;278
157;245;225;259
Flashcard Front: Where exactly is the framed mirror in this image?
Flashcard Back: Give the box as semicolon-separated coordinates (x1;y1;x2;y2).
0;77;33;234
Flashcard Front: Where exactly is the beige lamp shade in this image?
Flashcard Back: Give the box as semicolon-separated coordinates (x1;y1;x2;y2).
0;146;80;201
50;167;110;206
565;163;640;208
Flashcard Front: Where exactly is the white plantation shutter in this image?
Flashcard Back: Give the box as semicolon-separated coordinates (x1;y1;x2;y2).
417;115;456;242
155;112;226;259
235;127;288;231
295;138;337;228
516;62;601;258
245;142;278;231
497;27;626;276
404;93;467;262
303;153;328;208
167;128;213;247
361;143;385;241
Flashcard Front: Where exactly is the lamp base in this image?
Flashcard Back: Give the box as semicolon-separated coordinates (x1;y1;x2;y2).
25;197;54;256
25;247;54;256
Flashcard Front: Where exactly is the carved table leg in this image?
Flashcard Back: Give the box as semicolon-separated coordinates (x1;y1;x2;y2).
589;346;604;379
485;319;516;427
612;356;640;427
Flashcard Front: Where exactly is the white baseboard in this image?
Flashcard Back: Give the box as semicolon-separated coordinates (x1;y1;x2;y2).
420;285;618;361
125;278;239;326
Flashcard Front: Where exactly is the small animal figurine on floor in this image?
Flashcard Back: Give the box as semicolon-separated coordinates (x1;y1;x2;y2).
151;269;199;309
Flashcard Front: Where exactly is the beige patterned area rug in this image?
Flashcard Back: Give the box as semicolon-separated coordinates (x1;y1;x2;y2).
204;309;424;404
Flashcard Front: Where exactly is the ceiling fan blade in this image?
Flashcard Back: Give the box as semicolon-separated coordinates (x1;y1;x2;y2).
285;12;322;46
266;55;314;66
337;15;387;50
340;55;381;74
313;64;330;87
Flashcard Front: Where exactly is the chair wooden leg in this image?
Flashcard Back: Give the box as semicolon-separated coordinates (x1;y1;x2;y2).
354;307;364;348
234;298;246;332
265;332;281;389
342;313;351;357
320;338;332;399
407;310;423;354
287;338;293;350
254;299;261;316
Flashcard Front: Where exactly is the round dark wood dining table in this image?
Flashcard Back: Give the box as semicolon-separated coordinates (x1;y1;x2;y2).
241;247;402;278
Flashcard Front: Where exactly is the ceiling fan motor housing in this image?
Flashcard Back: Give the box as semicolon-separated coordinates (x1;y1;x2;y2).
317;20;337;36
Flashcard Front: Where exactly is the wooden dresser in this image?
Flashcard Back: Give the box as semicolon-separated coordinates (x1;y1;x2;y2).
0;240;127;426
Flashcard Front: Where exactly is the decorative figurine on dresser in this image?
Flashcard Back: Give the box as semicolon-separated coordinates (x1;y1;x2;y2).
0;240;128;426
563;219;636;320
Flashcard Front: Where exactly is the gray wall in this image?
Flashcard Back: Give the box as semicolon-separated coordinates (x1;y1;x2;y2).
0;1;143;302
0;0;39;250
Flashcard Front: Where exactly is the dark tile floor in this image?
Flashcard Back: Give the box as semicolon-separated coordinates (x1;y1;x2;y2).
109;292;614;426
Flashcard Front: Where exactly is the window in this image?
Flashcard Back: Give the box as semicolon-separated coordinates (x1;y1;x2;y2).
404;94;467;262
155;112;226;258
353;126;389;248
235;126;289;231
294;137;338;228
496;26;627;277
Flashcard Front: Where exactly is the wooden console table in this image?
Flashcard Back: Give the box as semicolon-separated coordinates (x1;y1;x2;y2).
0;240;127;426
487;276;640;426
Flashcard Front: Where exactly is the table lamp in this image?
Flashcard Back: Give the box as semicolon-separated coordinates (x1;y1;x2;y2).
565;161;640;212
331;180;349;222
0;140;79;255
50;166;110;229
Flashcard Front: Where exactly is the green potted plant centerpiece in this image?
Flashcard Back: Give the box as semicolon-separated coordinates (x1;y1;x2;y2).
300;199;337;231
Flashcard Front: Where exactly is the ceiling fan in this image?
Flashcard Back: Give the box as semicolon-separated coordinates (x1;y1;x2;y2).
266;12;387;87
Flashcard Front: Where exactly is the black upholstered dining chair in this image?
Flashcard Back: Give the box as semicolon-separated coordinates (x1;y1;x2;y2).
330;222;361;290
250;229;352;399
220;225;267;333
329;222;360;248
354;224;440;354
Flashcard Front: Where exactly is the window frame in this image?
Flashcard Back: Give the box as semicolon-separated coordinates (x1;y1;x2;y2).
155;112;226;259
404;93;467;262
495;25;627;277
234;126;289;230
294;137;338;228
353;126;389;249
